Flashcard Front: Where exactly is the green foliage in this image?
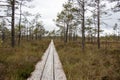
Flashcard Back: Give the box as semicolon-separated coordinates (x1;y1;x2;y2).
55;1;80;42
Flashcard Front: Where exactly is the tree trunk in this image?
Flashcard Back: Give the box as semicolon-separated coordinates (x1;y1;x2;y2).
82;0;85;51
2;19;5;42
27;27;29;40
93;12;97;44
65;24;69;43
64;22;66;42
97;0;100;49
18;1;22;46
2;31;5;42
11;0;15;47
35;33;37;40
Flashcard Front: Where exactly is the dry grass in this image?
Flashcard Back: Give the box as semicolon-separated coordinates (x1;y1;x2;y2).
0;39;50;80
0;38;120;80
54;40;120;80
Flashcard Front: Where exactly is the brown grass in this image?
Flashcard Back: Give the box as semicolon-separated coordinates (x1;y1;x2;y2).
0;39;50;80
54;40;120;80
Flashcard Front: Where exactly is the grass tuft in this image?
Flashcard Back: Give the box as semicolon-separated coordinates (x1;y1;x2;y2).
55;40;120;80
0;39;50;80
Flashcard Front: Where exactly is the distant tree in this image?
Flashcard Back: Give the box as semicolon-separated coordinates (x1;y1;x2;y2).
108;0;120;12
17;0;33;45
10;0;15;47
62;2;74;43
47;30;56;39
113;23;119;40
96;0;101;49
76;0;86;51
0;19;6;42
55;11;66;42
88;0;109;49
107;0;120;40
0;19;11;43
55;1;79;43
85;18;94;43
34;22;45;40
113;23;118;35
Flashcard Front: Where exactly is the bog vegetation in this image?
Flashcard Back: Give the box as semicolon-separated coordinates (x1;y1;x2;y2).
0;39;50;80
55;39;120;80
0;0;120;80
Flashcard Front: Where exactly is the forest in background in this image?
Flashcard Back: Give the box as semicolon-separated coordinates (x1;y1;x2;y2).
0;0;120;49
0;0;120;80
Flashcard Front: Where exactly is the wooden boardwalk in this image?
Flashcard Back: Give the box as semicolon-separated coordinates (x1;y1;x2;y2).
27;40;67;80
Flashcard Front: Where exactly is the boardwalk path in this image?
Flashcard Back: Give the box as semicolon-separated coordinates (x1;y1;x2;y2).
27;40;67;80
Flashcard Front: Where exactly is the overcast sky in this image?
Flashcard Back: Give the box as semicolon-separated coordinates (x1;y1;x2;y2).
27;0;68;31
0;0;67;30
0;0;120;35
28;0;119;34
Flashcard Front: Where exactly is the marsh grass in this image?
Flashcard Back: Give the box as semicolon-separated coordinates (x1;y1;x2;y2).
55;40;120;80
0;39;50;80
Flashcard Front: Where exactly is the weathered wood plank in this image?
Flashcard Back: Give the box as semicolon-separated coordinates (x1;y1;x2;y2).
27;40;66;80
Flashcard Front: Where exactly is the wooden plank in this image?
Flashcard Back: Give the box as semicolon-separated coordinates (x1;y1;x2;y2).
27;40;67;80
52;41;67;80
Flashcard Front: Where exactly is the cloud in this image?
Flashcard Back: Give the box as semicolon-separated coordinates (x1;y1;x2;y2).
27;0;67;31
17;0;120;34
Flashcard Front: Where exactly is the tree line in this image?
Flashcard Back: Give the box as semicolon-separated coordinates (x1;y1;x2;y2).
0;0;120;49
0;0;48;47
55;0;120;50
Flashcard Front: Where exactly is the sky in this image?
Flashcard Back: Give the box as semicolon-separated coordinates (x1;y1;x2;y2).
0;0;68;31
27;0;120;34
0;0;67;31
27;0;68;31
0;0;120;35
